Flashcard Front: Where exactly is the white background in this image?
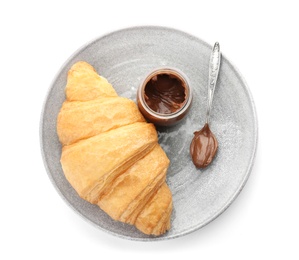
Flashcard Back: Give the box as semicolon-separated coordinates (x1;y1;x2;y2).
1;0;298;259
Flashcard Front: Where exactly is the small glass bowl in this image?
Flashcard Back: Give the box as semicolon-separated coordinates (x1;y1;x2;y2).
137;67;192;126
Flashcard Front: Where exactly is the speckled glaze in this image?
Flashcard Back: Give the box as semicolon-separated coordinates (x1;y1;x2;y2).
40;26;258;241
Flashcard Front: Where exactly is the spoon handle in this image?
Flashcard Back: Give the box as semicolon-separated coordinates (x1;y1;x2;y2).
206;42;221;124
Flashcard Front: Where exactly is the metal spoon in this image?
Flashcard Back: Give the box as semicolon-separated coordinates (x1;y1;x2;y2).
190;42;221;168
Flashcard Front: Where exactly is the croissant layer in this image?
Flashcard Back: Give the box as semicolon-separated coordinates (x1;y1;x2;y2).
61;122;157;203
57;97;145;146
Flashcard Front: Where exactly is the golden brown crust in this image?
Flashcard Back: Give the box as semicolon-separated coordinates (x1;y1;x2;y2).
65;61;117;101
135;183;172;235
57;61;172;236
57;97;145;146
98;145;169;221
61;122;157;202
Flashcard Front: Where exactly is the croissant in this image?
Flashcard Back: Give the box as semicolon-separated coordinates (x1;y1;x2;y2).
57;61;172;235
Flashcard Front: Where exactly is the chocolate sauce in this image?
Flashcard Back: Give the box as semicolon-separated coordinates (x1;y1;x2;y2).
190;123;218;168
144;74;186;114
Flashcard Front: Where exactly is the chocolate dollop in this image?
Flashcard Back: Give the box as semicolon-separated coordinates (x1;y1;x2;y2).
190;123;218;168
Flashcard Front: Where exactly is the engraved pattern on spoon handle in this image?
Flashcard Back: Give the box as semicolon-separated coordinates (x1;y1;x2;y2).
206;42;221;124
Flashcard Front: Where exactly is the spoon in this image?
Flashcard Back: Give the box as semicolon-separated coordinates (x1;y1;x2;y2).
190;42;221;168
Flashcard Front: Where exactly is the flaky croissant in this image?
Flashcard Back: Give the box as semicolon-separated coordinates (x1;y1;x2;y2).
57;61;172;235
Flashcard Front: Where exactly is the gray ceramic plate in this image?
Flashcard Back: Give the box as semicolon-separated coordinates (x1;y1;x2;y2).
40;26;258;241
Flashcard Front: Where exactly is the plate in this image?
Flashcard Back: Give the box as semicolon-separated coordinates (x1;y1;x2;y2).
40;26;258;241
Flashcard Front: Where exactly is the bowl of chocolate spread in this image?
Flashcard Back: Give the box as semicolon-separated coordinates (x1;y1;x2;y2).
137;68;192;126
